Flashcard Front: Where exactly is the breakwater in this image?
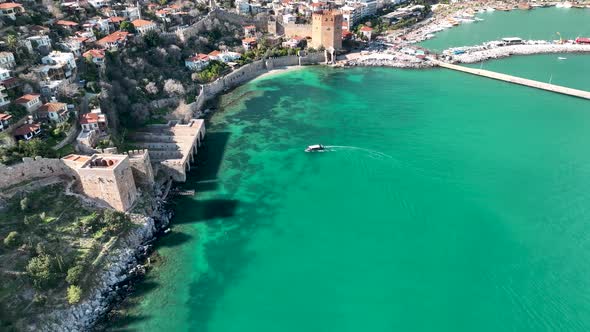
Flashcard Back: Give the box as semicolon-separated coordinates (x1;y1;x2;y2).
449;43;590;63
435;60;590;100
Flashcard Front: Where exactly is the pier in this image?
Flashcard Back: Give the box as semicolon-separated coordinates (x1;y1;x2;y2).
433;60;590;100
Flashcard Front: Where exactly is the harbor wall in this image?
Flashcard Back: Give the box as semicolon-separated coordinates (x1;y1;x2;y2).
450;43;590;64
436;60;590;100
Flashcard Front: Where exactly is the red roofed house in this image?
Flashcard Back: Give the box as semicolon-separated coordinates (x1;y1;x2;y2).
97;31;129;49
14;93;42;113
14;122;41;140
132;19;157;35
0;3;25;19
80;108;108;132
244;25;256;37
185;53;210;71
242;37;257;50
360;26;373;40
0;113;12;132
83;49;106;65
56;20;79;29
38;102;69;123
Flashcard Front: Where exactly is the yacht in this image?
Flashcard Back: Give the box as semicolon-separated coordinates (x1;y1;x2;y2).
558;57;567;60
305;144;326;152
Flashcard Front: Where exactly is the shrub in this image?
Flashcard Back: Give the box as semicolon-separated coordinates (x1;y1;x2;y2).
67;285;82;304
20;197;30;212
26;254;58;289
103;210;131;235
66;265;84;285
33;293;47;305
3;231;20;248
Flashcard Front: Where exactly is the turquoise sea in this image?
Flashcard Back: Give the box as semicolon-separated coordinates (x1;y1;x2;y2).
108;8;590;332
420;7;590;51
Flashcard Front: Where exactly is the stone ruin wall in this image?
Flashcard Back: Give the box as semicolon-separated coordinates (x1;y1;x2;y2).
0;157;75;191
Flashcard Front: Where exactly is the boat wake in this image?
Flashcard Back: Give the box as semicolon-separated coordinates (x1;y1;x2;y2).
324;145;393;159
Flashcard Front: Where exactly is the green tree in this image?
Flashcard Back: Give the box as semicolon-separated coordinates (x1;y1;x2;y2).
17;139;54;159
6;34;18;51
67;285;82;304
3;231;20;248
66;265;84;285
119;21;135;33
102;210;131;235
143;30;160;48
26;254;59;289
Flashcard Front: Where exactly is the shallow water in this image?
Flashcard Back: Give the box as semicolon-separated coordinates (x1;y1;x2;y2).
109;8;590;332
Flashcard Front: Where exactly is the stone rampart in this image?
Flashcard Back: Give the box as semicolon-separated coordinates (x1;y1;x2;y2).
0;157;74;190
283;23;312;38
194;53;325;111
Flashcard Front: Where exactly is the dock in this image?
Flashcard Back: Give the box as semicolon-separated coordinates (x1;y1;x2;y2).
433;60;590;100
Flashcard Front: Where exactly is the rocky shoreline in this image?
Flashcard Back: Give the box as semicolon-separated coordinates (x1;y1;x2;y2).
35;200;173;332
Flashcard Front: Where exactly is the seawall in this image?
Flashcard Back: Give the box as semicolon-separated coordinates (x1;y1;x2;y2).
193;52;326;112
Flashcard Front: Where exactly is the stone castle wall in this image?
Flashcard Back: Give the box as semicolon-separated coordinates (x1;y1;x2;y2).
0;157;74;190
126;149;155;188
283;23;312;38
177;9;266;42
194;53;325;111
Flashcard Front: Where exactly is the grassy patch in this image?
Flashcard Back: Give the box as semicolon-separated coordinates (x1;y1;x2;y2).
0;183;134;328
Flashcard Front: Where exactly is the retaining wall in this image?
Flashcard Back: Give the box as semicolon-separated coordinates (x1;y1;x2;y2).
0;157;74;190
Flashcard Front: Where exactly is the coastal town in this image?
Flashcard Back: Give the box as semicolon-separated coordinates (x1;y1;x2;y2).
0;0;590;330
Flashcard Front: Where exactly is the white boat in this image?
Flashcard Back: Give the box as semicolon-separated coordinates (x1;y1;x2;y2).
486;7;496;11
558;57;567;60
305;144;326;152
556;2;572;8
474;17;484;22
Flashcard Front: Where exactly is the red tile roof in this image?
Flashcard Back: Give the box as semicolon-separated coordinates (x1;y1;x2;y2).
132;19;155;27
189;53;209;61
83;49;105;59
0;3;24;9
0;113;12;121
109;16;126;23
14;123;40;136
242;37;257;43
208;50;221;57
97;31;129;44
14;93;40;104
56;20;78;26
360;26;373;31
39;102;66;113
80;112;99;124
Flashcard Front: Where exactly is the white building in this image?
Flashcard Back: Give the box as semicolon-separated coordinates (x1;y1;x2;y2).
42;51;77;72
0;2;25;20
0;86;9;107
14;94;42;113
185;53;210;71
88;0;110;8
0;68;11;81
132;19;157;35
0;52;16;69
27;35;52;52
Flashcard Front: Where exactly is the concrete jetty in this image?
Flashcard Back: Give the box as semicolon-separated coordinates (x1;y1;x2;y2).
433;60;590;100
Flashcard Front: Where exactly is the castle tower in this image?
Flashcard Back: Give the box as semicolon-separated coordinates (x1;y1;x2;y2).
62;154;138;211
311;10;343;50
